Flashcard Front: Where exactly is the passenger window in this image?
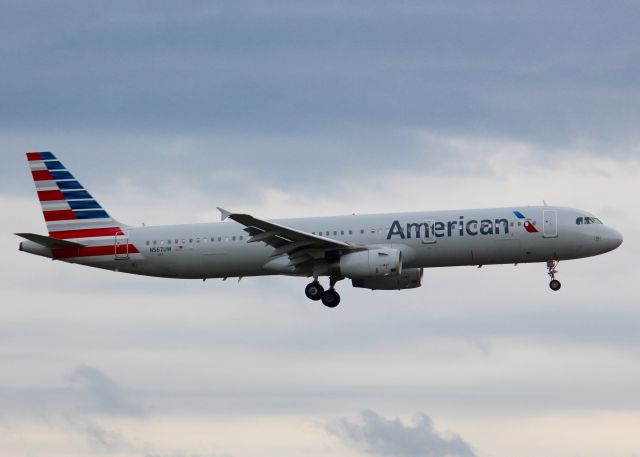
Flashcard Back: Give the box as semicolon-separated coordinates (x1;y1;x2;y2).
211;237;215;242
218;236;222;242
349;230;352;235
189;238;193;243
153;240;157;245
370;228;375;234
341;230;344;235
232;236;236;241
182;239;186;244
203;238;207;243
333;231;337;236
175;239;179;244
225;236;229;241
146;241;150;245
239;236;243;240
360;229;364;234
167;240;171;244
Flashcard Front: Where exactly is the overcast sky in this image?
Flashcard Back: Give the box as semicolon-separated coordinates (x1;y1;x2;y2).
1;2;639;457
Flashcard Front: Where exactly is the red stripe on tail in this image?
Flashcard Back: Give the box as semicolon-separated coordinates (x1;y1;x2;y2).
38;190;65;201
43;209;76;221
32;170;54;181
49;227;122;239
26;152;42;161
53;244;140;259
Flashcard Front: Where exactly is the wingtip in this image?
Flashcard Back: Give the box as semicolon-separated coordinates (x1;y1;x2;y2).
217;207;232;221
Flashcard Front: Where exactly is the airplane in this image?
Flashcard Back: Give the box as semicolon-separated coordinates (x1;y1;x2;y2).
17;152;623;308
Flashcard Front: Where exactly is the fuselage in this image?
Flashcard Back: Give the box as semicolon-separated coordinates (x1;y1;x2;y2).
21;205;623;280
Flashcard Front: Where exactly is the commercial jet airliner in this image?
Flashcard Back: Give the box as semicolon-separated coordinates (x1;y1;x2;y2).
17;152;623;307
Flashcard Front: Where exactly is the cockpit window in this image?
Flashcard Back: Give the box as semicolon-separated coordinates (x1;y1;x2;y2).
576;216;603;225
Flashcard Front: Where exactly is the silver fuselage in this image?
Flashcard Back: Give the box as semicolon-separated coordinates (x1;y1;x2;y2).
22;206;622;280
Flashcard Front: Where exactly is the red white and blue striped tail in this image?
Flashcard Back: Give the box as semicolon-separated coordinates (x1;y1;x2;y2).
26;151;127;240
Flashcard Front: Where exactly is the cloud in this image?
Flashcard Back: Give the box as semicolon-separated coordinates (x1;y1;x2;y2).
68;364;143;416
327;409;477;457
2;1;640;143
67;417;132;453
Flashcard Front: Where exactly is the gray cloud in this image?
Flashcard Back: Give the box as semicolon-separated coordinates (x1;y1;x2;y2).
65;415;229;457
2;1;640;144
327;409;477;457
70;418;132;453
68;364;143;416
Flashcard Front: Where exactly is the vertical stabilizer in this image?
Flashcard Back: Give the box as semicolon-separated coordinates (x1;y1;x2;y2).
26;152;127;240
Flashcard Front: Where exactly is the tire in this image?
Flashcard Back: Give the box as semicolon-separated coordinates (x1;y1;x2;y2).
321;289;341;308
549;279;561;291
305;282;324;301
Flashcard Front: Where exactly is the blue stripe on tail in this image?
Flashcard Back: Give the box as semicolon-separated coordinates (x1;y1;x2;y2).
62;190;93;200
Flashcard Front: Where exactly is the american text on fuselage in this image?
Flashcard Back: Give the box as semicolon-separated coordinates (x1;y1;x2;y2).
387;216;511;239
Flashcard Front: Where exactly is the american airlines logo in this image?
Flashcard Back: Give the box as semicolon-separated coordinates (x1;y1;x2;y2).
513;210;539;233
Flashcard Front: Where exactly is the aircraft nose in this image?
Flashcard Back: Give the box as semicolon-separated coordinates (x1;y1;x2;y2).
604;227;623;251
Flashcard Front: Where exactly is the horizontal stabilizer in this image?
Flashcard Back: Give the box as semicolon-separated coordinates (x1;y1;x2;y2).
15;233;86;249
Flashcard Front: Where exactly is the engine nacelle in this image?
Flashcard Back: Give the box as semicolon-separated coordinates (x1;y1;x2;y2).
352;267;423;290
339;248;402;278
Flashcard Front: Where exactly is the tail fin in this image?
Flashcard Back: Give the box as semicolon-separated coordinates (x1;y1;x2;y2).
26;152;127;240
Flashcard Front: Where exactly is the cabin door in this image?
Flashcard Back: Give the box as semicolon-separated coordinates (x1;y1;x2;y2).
542;210;558;238
114;231;130;260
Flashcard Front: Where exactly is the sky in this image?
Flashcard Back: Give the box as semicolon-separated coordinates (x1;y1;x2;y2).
1;1;639;456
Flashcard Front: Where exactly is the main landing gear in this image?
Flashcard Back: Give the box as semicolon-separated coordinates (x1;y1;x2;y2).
547;260;561;291
305;277;342;308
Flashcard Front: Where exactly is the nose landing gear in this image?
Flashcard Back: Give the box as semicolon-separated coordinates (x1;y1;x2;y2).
547;260;561;291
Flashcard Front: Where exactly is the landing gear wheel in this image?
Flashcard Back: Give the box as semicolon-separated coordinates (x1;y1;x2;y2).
549;279;561;291
546;260;561;291
305;282;324;301
321;289;341;308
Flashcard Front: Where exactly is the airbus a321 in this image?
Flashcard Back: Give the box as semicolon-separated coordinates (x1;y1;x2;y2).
17;152;623;308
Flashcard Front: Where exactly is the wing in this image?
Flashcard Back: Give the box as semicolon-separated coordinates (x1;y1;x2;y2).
217;207;362;270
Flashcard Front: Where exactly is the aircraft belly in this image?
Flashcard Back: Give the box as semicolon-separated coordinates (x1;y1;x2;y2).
409;235;524;267
474;238;522;264
132;244;272;279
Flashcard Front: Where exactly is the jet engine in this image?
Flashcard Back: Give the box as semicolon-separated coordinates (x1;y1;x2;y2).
351;267;423;290
339;248;402;278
